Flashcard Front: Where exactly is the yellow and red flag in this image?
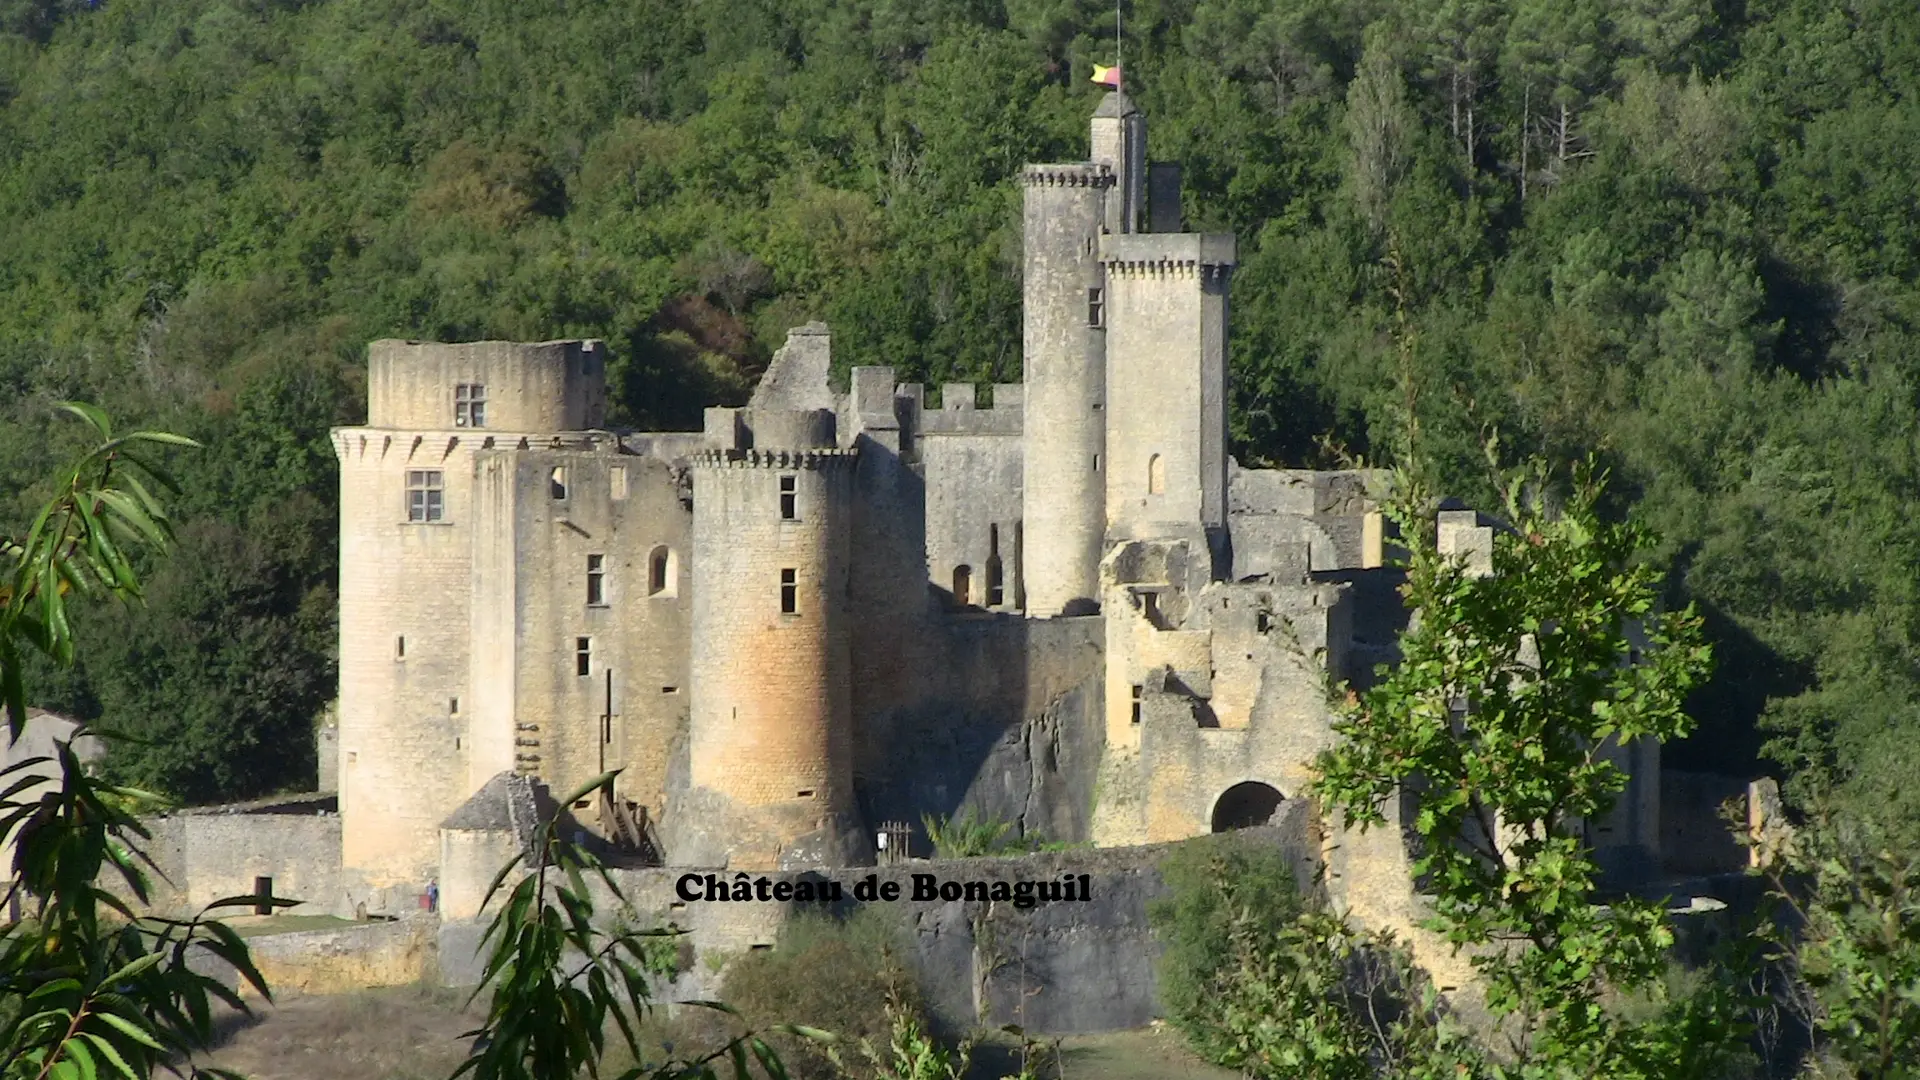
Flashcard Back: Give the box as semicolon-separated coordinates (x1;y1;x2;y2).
1091;64;1123;88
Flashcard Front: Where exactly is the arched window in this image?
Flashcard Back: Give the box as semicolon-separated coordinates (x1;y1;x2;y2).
549;466;568;500
1147;453;1166;495
648;546;677;598
952;565;973;607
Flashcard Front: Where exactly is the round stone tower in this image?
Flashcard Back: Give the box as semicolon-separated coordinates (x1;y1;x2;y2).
1020;162;1114;616
678;407;868;869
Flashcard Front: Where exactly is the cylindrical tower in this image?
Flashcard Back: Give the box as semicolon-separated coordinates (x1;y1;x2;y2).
682;409;865;869
1020;163;1113;616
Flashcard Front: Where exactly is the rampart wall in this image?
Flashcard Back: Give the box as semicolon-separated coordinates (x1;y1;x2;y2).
437;808;1321;1036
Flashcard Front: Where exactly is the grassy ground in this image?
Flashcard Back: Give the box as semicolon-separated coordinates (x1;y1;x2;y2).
974;1025;1236;1080
196;984;478;1080
227;913;361;938
193;987;1234;1080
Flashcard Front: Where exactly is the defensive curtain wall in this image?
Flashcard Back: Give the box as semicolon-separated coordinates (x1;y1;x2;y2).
436;800;1324;1036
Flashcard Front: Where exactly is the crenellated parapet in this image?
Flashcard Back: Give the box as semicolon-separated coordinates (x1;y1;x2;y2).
689;447;859;471
1098;233;1237;279
1021;163;1115;188
920;383;1025;437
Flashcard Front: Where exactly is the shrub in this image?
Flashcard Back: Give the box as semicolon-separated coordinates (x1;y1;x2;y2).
1149;834;1477;1079
721;907;928;1080
1149;833;1308;1059
922;808;1021;859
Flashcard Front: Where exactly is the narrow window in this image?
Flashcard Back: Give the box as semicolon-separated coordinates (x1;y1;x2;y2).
406;470;444;522
780;568;798;614
395;635;406;660
454;384;487;428
586;554;607;606
1148;453;1166;495
1131;685;1143;725
1087;287;1104;328
986;525;1004;606
550;466;568;500
575;636;591;677
779;475;797;520
648;546;676;597
253;877;274;916
449;697;460;715
610;465;628;501
1091;453;1100;473
952;565;972;607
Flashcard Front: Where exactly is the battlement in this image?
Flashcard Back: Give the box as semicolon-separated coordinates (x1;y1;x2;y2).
1099;233;1237;276
704;406;838;452
920;383;1024;437
1021;163;1115;188
689;447;858;470
366;339;607;432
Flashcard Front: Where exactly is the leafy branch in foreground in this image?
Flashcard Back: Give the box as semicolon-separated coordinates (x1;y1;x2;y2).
1759;809;1920;1079
0;402;198;740
1311;446;1727;1075
0;403;285;1080
455;770;803;1080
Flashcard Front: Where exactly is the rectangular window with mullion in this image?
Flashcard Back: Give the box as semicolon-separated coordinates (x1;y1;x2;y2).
406;470;445;522
454;384;487;428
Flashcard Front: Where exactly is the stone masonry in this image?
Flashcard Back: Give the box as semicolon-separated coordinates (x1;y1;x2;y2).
321;90;1673;985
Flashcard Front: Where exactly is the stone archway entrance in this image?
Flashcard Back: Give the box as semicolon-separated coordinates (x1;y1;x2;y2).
1210;781;1283;832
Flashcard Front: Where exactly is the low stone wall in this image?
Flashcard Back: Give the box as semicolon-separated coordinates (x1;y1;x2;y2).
193;918;436;997
133;797;343;918
438;805;1320;1035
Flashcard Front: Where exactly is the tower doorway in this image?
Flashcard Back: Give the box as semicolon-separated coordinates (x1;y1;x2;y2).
1210;781;1283;832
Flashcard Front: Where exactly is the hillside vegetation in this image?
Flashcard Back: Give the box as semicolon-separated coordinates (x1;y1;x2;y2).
2;0;1916;827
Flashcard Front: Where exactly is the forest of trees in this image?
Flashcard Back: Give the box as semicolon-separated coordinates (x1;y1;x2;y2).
1;0;1915;832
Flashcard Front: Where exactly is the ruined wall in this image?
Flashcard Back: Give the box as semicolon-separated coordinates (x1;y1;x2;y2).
920;385;1023;612
439;809;1320;1036
1093;557;1352;846
852;614;1106;850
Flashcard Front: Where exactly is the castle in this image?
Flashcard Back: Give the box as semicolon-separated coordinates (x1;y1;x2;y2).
327;90;1663;923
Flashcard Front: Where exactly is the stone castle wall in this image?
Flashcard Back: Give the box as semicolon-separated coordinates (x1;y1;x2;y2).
1019;164;1111;617
367;338;606;432
1100;234;1235;541
334;430;481;889
475;445;694;816
435;808;1321;1036
682;410;862;870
